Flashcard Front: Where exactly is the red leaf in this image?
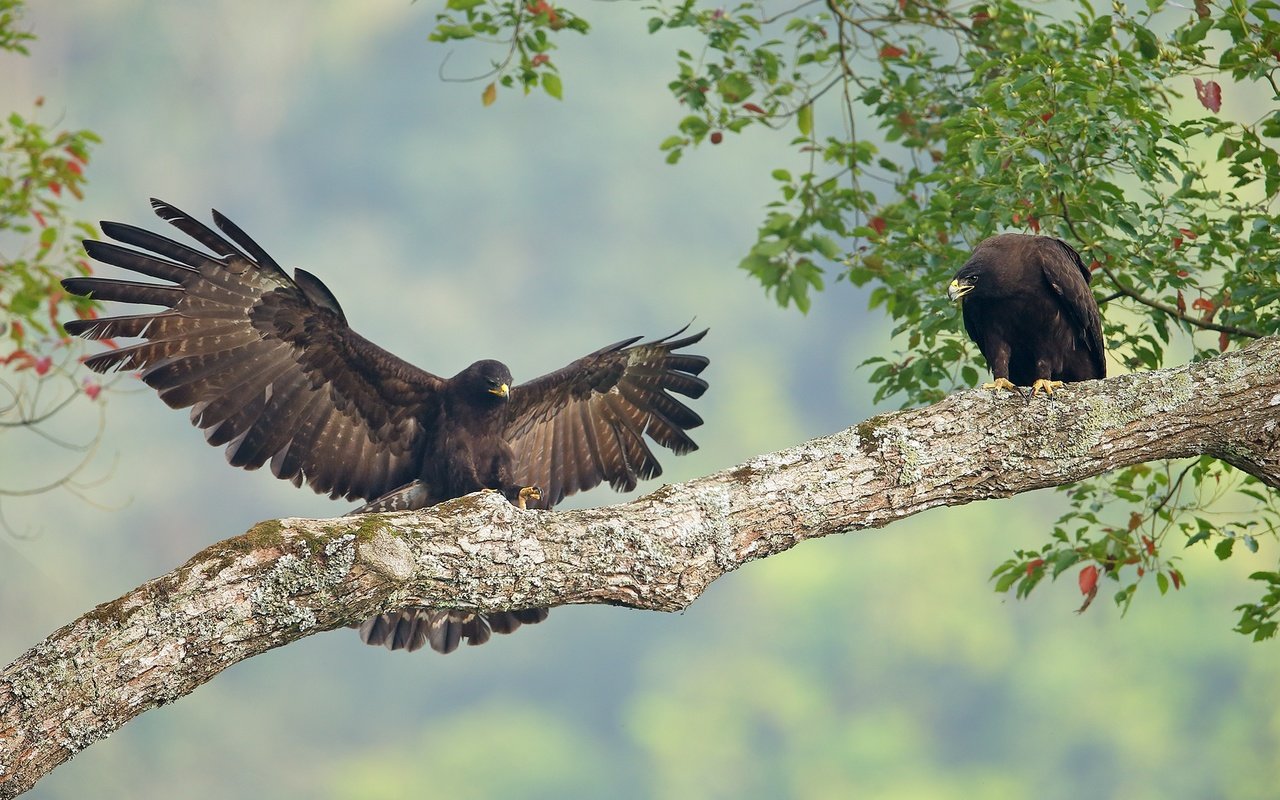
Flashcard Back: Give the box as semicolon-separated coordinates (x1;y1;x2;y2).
879;45;906;59
1025;558;1045;577
869;216;887;235
1137;566;1146;578
66;160;83;176
48;181;62;197
1191;297;1215;313
1179;227;1197;240
83;381;101;401
32;210;46;228
709;131;723;145
741;102;766;115
1078;564;1098;595
1128;512;1144;532
1176;290;1186;314
34;356;52;376
1170;569;1183;590
1219;331;1229;352
530;53;549;67
1172;235;1182;250
1089;260;1102;272
1176;270;1189;278
1142;535;1156;556
1193;78;1222;113
1027;216;1040;234
1040;112;1054;122
10;321;23;342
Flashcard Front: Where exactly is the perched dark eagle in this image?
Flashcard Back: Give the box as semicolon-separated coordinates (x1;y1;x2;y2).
62;199;709;654
947;234;1105;396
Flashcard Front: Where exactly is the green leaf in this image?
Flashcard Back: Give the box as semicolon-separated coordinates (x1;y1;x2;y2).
1185;529;1212;547
542;72;563;100
797;103;813;136
1156;572;1169;595
1215;537;1235;560
717;72;753;103
1133;26;1159;60
445;0;486;10
810;234;842;260
994;570;1020;593
431;24;476;41
1051;549;1081;578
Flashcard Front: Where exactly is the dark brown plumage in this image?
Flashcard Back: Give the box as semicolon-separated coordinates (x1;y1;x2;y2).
947;234;1105;395
63;199;709;655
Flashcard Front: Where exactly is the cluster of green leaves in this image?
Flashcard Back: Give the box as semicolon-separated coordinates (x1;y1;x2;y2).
1;1;103;516
426;0;589;104
2;108;100;367
427;0;1280;638
0;0;33;55
992;458;1280;631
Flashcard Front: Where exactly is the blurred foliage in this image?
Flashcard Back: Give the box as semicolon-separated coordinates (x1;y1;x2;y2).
0;0;104;525
429;0;1280;639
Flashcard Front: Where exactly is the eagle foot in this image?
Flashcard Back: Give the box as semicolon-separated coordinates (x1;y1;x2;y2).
1031;379;1065;397
981;377;1021;395
517;485;542;510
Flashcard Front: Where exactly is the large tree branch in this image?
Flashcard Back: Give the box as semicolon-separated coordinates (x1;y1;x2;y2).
3;337;1280;797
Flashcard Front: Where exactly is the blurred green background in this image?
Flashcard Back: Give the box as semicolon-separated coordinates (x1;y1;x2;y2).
2;3;1276;798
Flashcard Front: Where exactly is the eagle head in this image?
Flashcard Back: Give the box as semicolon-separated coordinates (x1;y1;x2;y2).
947;270;978;302
457;359;512;402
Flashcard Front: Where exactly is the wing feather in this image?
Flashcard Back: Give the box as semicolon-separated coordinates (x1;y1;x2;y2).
63;199;445;502
506;327;709;507
1040;238;1106;379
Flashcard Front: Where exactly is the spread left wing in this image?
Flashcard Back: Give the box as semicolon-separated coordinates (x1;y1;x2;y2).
505;327;709;508
62;199;445;503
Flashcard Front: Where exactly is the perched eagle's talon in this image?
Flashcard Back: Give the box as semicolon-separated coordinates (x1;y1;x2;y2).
1031;379;1064;397
981;377;1020;394
517;485;542;510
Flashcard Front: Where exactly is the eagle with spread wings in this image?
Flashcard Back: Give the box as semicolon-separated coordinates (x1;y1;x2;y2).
62;199;709;654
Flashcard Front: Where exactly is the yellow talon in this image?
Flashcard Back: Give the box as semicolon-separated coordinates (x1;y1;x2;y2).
981;377;1020;394
517;485;542;510
1031;379;1065;397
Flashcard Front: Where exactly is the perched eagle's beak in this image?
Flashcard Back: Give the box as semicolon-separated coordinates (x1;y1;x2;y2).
488;383;510;398
947;279;973;301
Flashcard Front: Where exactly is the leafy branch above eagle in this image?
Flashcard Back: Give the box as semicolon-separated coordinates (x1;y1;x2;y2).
62;199;709;654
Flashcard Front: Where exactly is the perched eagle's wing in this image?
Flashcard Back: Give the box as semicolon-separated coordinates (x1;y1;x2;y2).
1040;238;1106;378
62;199;444;502
505;326;709;508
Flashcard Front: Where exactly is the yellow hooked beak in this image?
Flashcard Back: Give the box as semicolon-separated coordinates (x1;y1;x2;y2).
488;383;510;398
947;279;973;302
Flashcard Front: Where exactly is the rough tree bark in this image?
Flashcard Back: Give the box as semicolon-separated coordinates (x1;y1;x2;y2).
3;336;1279;797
